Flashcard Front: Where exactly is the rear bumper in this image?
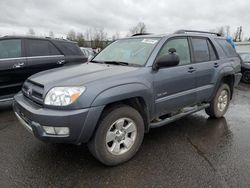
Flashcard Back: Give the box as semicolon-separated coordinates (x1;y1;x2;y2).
13;93;104;144
234;73;242;86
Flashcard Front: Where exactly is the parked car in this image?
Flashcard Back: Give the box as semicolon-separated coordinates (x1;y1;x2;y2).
80;47;95;61
0;36;87;102
235;41;250;52
13;30;241;166
238;52;250;83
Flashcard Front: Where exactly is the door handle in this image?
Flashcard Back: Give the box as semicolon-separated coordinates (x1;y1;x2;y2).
13;62;25;69
214;62;219;68
188;67;196;73
57;60;65;65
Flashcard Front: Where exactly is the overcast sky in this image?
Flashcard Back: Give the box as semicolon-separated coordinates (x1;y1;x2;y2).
0;0;249;39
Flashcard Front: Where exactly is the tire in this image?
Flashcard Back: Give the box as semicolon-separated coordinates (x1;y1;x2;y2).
205;84;231;118
242;70;250;84
88;105;144;166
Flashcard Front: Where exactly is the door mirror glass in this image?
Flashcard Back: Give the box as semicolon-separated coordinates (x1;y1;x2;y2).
155;48;180;69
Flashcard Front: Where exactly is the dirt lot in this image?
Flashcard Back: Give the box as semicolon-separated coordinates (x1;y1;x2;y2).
0;83;250;187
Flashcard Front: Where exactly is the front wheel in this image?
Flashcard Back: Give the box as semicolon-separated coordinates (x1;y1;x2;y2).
205;84;231;118
88;105;144;166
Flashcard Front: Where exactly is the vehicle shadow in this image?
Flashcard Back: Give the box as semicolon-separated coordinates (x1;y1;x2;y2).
11;113;233;187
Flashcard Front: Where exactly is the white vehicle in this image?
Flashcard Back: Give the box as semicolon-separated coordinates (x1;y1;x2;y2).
80;47;95;61
235;42;250;52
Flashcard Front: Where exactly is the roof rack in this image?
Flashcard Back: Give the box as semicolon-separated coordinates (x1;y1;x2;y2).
131;33;152;37
174;30;221;36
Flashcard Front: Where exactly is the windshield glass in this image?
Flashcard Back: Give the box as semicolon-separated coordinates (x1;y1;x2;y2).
92;38;160;66
239;53;250;62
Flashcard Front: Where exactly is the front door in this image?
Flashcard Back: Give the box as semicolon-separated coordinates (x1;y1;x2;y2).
153;37;197;116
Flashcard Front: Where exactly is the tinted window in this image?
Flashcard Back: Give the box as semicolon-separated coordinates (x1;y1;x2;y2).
53;41;82;56
27;40;61;57
215;39;238;57
0;39;21;59
192;38;210;62
207;40;217;61
158;38;191;65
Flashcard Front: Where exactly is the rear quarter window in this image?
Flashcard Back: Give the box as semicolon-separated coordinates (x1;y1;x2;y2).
53;41;82;56
215;39;238;58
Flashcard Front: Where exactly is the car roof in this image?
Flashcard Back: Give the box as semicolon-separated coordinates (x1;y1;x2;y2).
124;33;225;40
0;35;77;43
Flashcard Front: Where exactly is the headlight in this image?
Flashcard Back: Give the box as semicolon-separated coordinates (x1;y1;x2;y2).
44;87;85;106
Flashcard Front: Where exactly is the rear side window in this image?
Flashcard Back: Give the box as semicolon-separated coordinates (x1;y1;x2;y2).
215;39;238;57
53;41;82;56
191;38;210;62
0;39;21;59
27;39;61;57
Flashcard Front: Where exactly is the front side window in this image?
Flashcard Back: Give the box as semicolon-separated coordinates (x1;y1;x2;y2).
27;40;61;57
93;38;160;66
192;38;210;62
0;39;21;59
158;38;191;66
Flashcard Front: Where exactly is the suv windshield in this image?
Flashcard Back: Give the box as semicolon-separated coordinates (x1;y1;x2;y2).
92;38;160;66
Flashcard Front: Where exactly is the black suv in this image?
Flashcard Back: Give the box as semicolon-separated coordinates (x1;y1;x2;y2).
0;36;87;102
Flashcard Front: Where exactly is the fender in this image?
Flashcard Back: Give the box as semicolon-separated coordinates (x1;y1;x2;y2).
211;66;235;100
91;83;154;118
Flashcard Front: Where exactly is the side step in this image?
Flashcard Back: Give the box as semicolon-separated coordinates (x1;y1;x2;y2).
149;103;210;129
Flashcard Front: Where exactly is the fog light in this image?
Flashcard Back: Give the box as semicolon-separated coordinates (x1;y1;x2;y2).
42;126;69;136
43;126;56;135
54;127;69;135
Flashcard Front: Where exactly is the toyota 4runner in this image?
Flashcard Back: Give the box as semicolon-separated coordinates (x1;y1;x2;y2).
13;30;242;166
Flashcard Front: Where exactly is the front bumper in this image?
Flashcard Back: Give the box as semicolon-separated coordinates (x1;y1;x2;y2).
13;93;104;144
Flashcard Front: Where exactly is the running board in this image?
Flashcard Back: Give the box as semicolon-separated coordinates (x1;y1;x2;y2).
149;103;210;129
0;97;14;102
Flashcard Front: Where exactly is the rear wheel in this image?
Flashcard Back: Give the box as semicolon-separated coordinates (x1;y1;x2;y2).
242;70;250;84
88;105;144;166
205;84;231;118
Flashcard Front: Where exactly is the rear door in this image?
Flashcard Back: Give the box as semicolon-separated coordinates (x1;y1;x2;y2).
53;41;87;64
0;39;27;98
190;37;218;102
25;39;65;77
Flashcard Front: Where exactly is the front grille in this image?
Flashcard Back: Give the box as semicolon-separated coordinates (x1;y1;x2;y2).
22;80;44;105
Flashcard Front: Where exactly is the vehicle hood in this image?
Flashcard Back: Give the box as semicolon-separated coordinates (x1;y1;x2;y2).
28;63;139;87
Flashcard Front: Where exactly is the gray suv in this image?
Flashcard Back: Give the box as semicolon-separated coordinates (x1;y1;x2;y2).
13;30;242;166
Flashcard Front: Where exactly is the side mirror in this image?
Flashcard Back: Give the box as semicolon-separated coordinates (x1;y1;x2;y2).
155;48;180;69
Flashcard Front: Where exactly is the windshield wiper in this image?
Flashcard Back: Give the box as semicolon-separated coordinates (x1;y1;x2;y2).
103;61;129;66
91;60;142;67
90;60;104;64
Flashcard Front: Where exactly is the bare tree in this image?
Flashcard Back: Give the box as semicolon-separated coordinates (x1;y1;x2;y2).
112;31;120;41
129;22;147;35
225;25;230;36
92;28;108;49
49;31;54;38
27;28;35;35
67;30;76;41
76;32;85;47
234;26;243;42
